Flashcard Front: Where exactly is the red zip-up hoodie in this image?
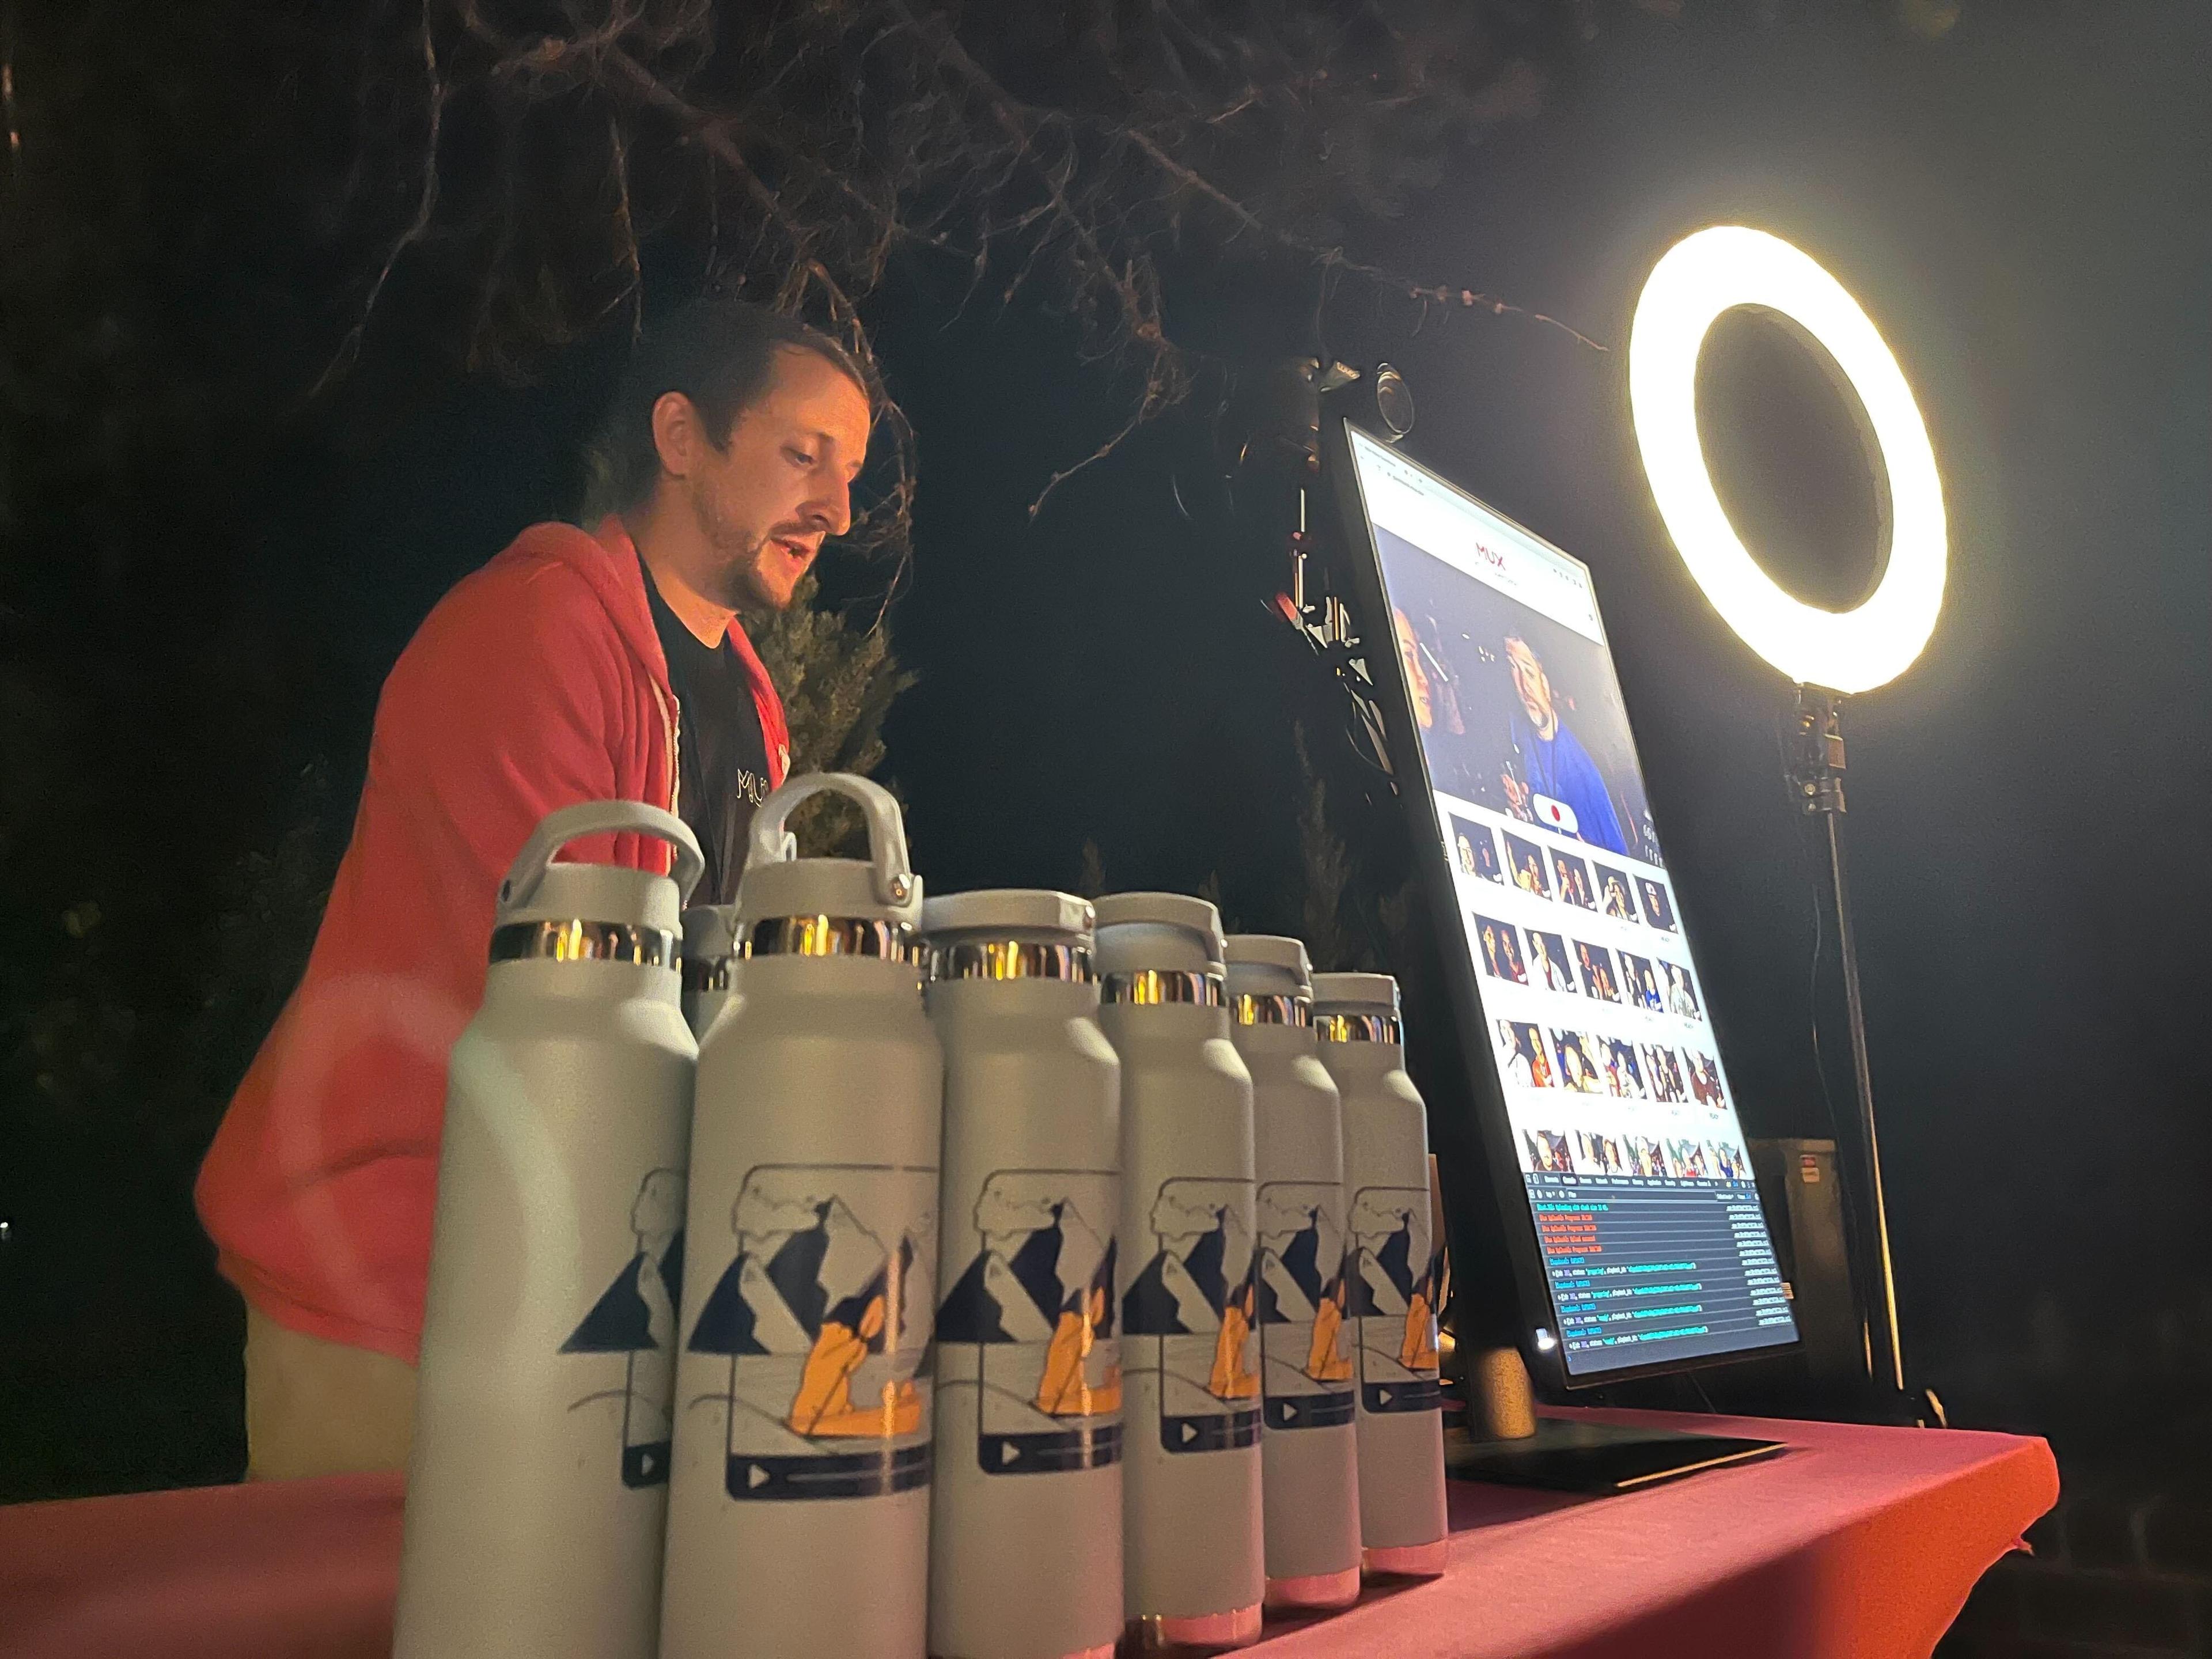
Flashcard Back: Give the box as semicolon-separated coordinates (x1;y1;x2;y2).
195;517;789;1363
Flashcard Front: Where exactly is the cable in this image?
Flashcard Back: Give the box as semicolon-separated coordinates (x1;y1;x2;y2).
1687;1368;1720;1418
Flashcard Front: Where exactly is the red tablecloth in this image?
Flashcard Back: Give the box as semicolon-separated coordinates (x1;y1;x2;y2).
1;1408;2054;1659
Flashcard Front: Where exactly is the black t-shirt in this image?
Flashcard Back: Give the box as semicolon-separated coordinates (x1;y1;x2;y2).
641;557;772;904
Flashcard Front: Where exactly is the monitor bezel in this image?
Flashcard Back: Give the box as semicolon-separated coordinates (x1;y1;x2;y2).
1320;413;1801;1391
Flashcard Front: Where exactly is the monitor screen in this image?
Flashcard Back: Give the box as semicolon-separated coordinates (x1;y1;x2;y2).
1339;423;1798;1379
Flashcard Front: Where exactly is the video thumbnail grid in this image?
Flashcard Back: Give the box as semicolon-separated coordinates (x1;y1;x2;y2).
1437;793;1748;1185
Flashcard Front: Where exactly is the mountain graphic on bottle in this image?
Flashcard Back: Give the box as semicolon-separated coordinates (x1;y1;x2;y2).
1254;1200;1354;1391
559;1166;686;1487
1347;1189;1443;1410
687;1192;925;1440
938;1195;1120;1418
1122;1181;1262;1452
934;1173;1126;1478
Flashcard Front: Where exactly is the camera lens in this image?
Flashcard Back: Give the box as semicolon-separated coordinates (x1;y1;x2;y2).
1374;364;1415;439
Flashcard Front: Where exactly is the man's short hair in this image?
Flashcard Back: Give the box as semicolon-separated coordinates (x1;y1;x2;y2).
584;297;874;518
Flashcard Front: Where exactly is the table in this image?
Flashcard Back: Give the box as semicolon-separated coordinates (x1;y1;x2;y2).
0;1408;2054;1659
1262;1409;2054;1658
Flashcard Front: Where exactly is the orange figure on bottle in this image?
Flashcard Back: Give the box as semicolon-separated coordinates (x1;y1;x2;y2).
1036;1285;1125;1416
1210;1279;1262;1400
1399;1283;1440;1374
1306;1277;1355;1384
787;1293;925;1438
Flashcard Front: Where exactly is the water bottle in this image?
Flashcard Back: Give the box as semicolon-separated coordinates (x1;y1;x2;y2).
925;889;1123;1659
1224;936;1361;1612
660;774;941;1659
1095;894;1263;1654
395;800;706;1659
679;904;737;1043
1311;973;1447;1580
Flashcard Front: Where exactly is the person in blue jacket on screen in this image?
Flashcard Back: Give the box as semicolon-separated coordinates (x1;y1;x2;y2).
1499;632;1630;857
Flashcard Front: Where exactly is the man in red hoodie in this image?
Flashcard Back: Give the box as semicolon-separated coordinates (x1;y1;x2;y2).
196;300;874;1479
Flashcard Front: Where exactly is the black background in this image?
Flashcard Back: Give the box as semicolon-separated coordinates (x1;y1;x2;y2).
2;0;2207;1511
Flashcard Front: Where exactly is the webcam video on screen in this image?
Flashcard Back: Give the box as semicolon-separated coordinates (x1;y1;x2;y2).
1379;522;1661;871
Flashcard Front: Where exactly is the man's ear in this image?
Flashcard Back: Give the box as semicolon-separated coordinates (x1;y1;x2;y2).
651;391;702;482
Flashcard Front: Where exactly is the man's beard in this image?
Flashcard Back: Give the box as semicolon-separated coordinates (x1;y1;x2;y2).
688;479;775;612
711;541;774;613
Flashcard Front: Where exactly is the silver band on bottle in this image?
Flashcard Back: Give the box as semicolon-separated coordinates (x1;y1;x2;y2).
931;940;1095;983
489;919;679;969
1100;968;1225;1007
741;914;925;964
1314;1010;1402;1044
1230;992;1312;1028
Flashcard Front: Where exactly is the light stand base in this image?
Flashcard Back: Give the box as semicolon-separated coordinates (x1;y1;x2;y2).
1446;1347;1784;1494
1445;1418;1783;1494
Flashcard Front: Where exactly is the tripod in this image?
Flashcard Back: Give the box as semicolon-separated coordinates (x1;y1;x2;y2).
1787;688;1941;1427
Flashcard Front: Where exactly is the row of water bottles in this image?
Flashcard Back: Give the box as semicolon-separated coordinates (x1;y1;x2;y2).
393;775;1448;1659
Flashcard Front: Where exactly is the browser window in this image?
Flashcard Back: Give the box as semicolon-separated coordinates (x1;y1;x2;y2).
1344;425;1798;1378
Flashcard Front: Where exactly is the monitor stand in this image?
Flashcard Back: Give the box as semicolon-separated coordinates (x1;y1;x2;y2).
1444;1347;1784;1496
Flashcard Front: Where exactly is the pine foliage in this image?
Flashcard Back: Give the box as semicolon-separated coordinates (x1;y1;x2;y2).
1293;721;1422;978
747;574;915;856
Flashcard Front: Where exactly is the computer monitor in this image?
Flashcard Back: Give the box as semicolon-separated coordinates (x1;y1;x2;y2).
1328;419;1798;1387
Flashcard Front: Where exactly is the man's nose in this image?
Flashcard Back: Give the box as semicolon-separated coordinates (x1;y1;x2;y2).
805;477;854;539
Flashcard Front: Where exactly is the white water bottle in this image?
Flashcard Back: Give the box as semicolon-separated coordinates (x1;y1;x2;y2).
925;889;1124;1659
660;775;941;1659
395;800;704;1659
1096;893;1264;1654
1225;935;1361;1612
1312;972;1447;1579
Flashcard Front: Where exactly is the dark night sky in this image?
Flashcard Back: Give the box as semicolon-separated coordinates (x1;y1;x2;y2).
6;1;2207;1498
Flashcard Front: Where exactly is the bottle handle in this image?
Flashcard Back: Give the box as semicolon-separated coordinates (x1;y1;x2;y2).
744;772;912;907
500;801;706;911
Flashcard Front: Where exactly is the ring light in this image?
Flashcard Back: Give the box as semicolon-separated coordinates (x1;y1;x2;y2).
1629;226;1946;694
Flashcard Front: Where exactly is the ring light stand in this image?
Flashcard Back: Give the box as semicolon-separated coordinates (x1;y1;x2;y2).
1632;226;1950;1426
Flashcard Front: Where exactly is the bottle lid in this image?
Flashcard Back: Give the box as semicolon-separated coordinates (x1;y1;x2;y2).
1094;892;1225;974
683;904;739;965
1312;972;1400;1012
922;888;1094;942
1226;934;1314;1025
1312;972;1403;1044
489;801;703;969
733;774;923;933
738;857;923;926
1224;934;1312;986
